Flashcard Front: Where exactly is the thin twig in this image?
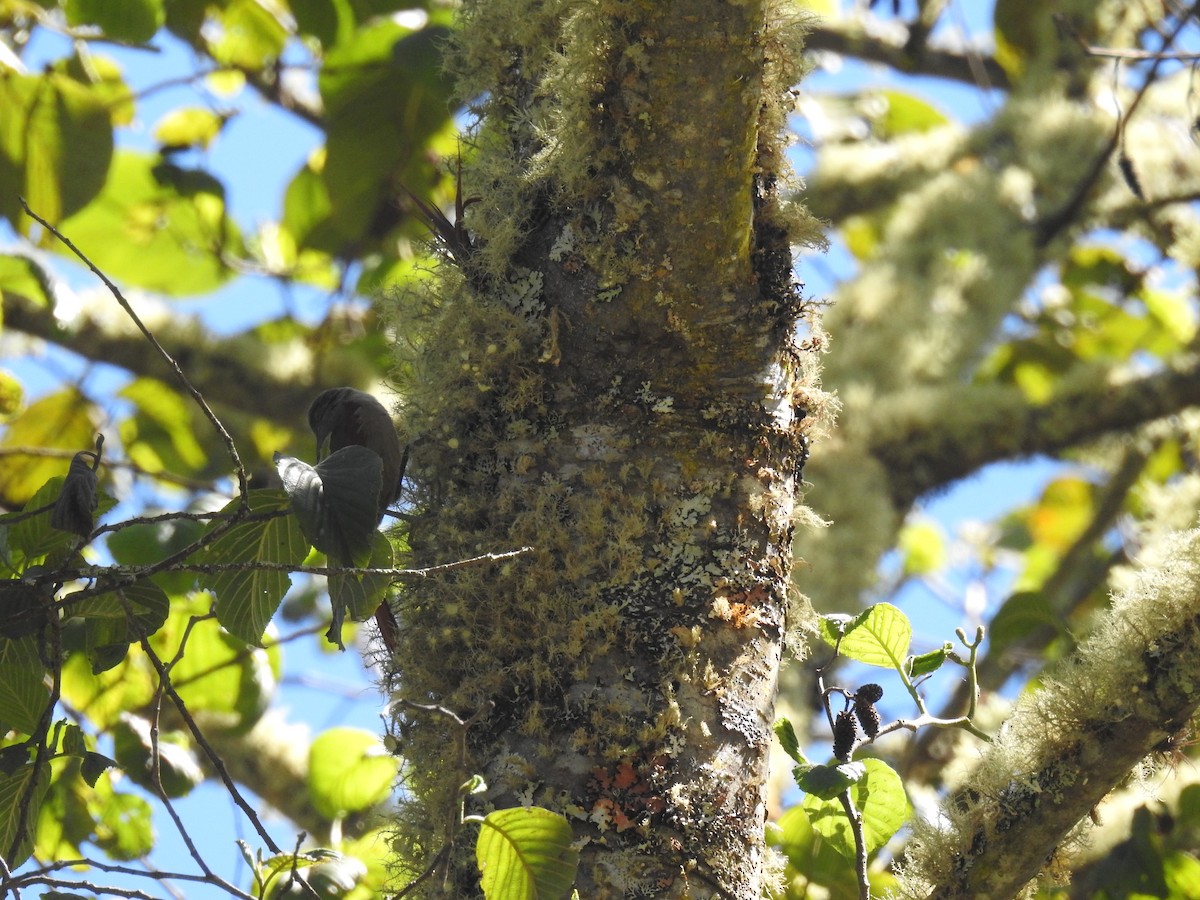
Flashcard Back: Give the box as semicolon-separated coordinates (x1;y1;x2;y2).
139;637;288;858
17;199;250;504
1036;2;1200;246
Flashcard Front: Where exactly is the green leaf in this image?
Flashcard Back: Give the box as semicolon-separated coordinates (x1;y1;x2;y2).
91;788;154;860
66;0;164;43
307;727;398;819
774;717;808;765
897;519;946;576
111;714;204;798
201;490;309;646
0;70;113;230
0;389;99;509
69;579;171;672
476;807;579;900
154;107;227;150
80;752;117;788
988;591;1060;654
796;761;865;801
107;515;205;595
0;761;50;868
275;447;383;566
209;0;288;69
327;532;393;649
869;89;949;138
0;253;53;307
907;646;948;678
153;595;279;734
801;758;910;860
317;23;457;247
56;151;240;296
0;634;50;734
820;603;911;670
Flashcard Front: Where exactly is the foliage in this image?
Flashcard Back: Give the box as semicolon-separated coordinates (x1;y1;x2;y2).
3;0;1200;897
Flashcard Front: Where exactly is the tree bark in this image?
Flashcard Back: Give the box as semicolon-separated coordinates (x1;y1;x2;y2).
386;1;823;895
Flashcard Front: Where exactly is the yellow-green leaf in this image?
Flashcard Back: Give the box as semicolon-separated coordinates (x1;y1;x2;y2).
307;727;398;819
477;807;579;900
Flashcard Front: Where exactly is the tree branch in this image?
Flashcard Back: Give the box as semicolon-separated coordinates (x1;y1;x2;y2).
867;364;1200;510
804;21;1009;90
900;528;1200;897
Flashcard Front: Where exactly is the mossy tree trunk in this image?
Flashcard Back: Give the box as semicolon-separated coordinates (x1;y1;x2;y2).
388;1;823;895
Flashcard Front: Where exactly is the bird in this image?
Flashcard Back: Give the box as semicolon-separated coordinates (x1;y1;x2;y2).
307;387;406;652
308;387;405;517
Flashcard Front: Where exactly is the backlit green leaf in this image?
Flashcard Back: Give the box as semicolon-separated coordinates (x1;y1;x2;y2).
56;151;240;296
307;727;398;819
203;490;309;646
821;603;911;670
801;758;910;860
476;806;579;900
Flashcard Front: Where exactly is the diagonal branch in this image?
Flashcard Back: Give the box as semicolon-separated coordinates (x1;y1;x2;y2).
19;199;250;504
803;21;1009;89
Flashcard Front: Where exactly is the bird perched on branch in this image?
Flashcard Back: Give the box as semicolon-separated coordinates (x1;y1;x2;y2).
307;387;406;652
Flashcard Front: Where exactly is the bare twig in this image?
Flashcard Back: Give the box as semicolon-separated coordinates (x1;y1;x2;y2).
17;199;250;505
139;637;288;858
1036;3;1200;246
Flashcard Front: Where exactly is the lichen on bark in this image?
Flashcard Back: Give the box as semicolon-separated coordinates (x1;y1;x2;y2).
381;1;828;895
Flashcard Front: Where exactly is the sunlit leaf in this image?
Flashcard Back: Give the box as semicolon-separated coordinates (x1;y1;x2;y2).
0;254;53;308
111;713;205;798
870;89;948;138
897;519;946;576
0;390;99;509
476;806;579;900
820;603;911;669
66;0;164;43
0;70;113;230
209;0;288;69
307;727;398;819
202;490;309;646
801;758;910;860
151;594;278;734
154;107;228;151
56;151;240;296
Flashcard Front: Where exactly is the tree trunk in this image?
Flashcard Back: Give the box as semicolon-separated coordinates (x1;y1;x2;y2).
387;1;824;895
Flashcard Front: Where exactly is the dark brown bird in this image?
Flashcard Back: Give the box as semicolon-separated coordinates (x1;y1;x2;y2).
307;387;405;652
308;387;404;518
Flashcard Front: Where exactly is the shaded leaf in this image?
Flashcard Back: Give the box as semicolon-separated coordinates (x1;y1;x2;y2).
50;450;100;538
0;634;49;734
275;446;382;566
0;761;50;868
66;0;164;43
80;752;117;788
796;761;865;801
327;532;393;649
